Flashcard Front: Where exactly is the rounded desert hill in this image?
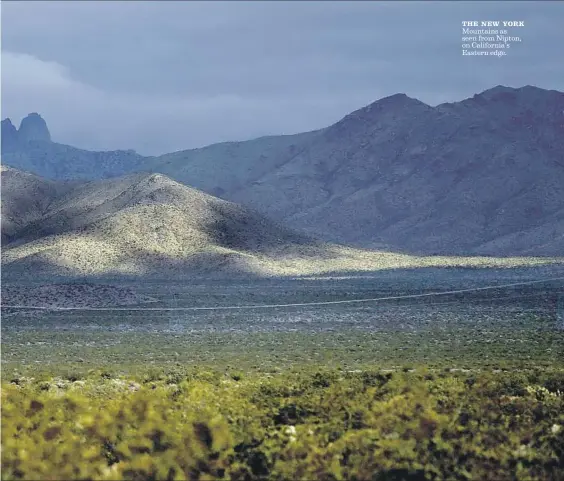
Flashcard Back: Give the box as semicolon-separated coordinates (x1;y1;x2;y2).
2;170;321;277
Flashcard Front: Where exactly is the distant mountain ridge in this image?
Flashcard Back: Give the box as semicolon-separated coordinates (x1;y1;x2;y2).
1;113;147;179
231;85;563;256
2;85;563;256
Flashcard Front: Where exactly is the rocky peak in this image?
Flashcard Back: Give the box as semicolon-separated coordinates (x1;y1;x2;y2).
326;92;432;140
454;85;564;121
353;93;430;119
478;85;516;98
1;118;19;151
2;117;17;133
18;113;51;142
375;92;422;107
2;118;18;137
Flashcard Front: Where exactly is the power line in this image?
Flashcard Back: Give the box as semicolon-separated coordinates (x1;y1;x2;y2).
1;276;563;312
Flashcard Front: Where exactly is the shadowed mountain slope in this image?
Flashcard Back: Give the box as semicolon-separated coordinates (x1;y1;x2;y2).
222;86;564;256
0;165;80;244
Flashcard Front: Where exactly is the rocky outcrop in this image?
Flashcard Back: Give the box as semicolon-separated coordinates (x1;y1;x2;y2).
17;113;52;142
1;118;19;151
1;113;52;151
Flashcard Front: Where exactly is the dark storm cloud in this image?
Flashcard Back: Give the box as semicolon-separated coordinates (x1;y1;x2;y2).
2;1;563;155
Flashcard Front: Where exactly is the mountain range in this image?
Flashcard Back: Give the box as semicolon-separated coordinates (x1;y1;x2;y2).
2;85;563;258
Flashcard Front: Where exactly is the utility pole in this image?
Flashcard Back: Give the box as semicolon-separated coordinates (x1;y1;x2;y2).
168;290;179;331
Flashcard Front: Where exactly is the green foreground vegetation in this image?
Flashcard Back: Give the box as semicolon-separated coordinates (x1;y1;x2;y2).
2;367;564;481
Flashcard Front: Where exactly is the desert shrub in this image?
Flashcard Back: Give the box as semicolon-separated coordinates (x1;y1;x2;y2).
229;371;244;382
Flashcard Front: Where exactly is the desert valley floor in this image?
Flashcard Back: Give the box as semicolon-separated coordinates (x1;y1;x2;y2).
3;266;563;375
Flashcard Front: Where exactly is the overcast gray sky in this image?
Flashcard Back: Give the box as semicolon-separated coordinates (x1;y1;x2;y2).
2;1;563;155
